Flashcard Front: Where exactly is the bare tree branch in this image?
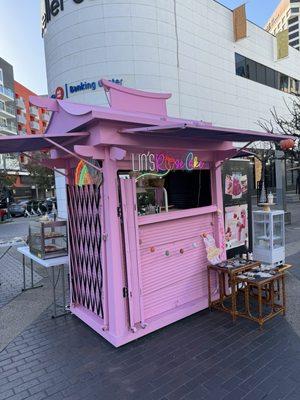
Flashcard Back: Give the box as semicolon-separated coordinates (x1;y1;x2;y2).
258;97;300;164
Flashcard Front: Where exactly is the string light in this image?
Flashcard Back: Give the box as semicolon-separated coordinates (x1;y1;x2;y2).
135;170;171;181
149;241;204;255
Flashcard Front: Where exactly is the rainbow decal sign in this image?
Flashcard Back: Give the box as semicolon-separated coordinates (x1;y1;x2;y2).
75;160;102;186
131;152;210;172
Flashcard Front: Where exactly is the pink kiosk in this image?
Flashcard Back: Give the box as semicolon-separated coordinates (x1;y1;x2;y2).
0;80;286;347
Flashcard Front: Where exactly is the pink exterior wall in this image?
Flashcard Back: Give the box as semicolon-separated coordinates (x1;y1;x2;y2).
139;210;215;320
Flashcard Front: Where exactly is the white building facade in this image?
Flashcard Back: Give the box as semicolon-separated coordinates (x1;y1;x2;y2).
0;57;20;175
41;0;300;216
42;0;300;130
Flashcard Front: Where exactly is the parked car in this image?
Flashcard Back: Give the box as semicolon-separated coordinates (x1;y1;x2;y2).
0;208;8;221
8;203;25;217
18;200;30;208
16;200;35;216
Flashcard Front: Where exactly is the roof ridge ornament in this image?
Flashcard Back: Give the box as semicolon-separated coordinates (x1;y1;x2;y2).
100;79;172;117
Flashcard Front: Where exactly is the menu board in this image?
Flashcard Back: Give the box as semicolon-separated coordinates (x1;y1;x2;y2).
225;204;248;250
222;160;253;254
223;161;249;206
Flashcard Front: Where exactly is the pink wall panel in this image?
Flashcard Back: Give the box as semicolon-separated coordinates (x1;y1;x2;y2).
139;213;214;320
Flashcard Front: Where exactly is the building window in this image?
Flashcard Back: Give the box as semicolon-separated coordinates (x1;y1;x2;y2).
256;64;266;85
245;58;257;80
291;7;300;13
290;78;300;95
235;53;246;77
0;69;3;84
289;16;299;25
289;31;299;40
290;39;300;46
266;68;276;88
289;23;299;32
279;74;289;92
235;53;300;96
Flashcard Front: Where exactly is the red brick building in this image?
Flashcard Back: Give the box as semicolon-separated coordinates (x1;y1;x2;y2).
14;81;50;135
12;82;51;200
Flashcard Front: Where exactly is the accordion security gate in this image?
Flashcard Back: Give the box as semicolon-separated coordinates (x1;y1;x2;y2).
67;184;104;319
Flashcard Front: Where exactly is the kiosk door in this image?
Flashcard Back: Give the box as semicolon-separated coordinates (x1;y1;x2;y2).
120;178;145;331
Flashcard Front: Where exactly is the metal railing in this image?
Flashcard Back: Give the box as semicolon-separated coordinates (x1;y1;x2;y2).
0;102;16;116
30;120;40;130
29;106;38;116
16;97;25;109
4;156;20;171
0;121;17;134
17;113;26;124
41;112;50;122
6;105;16;115
0;85;14;99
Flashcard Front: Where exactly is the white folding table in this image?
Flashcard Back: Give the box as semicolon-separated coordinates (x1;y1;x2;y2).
17;246;69;318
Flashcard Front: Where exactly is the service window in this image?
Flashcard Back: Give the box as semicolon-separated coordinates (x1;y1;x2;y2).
135;170;212;216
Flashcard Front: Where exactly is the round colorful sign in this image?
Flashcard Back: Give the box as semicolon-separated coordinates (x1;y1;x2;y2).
74;160;102;186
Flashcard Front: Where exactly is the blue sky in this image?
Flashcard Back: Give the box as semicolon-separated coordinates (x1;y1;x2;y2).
0;0;47;94
219;0;280;27
0;0;280;95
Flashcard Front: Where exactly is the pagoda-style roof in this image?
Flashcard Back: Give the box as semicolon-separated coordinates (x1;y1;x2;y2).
0;79;291;156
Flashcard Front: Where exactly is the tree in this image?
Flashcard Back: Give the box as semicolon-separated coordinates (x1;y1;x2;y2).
257;98;300;200
250;142;276;203
25;153;55;198
0;171;17;189
258;98;300;159
0;172;16;204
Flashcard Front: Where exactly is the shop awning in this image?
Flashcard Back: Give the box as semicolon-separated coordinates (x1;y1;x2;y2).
0;132;89;154
119;123;289;143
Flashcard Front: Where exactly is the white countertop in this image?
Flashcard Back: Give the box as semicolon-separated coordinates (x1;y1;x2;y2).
17;246;69;268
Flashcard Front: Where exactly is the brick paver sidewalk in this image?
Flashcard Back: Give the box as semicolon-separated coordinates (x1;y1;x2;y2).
1;203;300;399
0;286;300;400
0;250;42;308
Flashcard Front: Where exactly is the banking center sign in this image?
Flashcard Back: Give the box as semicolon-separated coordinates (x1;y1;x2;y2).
51;78;124;100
